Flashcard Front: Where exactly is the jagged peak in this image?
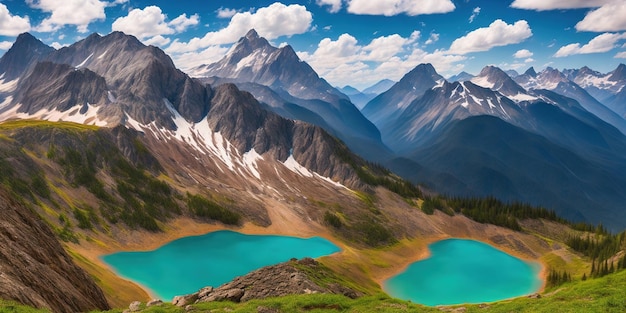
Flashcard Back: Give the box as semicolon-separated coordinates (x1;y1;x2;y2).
524;66;537;77
10;32;52;50
15;32;39;42
245;29;260;40
399;63;441;84
478;65;509;77
609;63;626;81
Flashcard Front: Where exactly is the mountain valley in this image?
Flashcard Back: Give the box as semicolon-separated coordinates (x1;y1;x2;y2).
0;29;624;313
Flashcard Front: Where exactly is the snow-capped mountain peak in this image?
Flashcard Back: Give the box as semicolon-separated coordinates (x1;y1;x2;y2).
470;66;533;102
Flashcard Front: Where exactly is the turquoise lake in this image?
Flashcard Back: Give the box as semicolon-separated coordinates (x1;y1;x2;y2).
384;239;542;306
101;230;340;300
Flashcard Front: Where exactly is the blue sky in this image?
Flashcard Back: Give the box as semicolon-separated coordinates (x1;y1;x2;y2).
0;0;625;89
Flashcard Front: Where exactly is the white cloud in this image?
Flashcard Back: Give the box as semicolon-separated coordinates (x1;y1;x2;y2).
317;0;342;13
26;0;113;33
112;6;198;47
166;3;312;54
0;41;13;50
112;6;173;39
510;0;612;11
448;19;532;55
298;31;464;88
525;58;535;63
469;7;481;23
143;35;171;47
554;32;626;57
615;51;626;58
169;13;199;32
513;49;533;58
0;4;31;36
576;2;626;32
346;0;455;16
425;33;440;45
217;8;238;19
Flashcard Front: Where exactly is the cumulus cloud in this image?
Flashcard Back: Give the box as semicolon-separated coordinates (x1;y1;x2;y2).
615;51;626;58
169;13;199;32
217;8;238;19
513;49;533;58
0;4;31;36
144;35;171;47
448;20;532;55
316;0;342;13
469;7;481;23
166;3;312;54
346;0;455;16
510;0;612;11
112;6;198;40
554;32;626;57
26;0;116;33
576;2;626;32
298;31;464;88
173;45;230;70
112;6;173;39
525;58;535;63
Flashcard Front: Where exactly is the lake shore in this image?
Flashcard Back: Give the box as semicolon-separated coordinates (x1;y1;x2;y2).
70;215;548;306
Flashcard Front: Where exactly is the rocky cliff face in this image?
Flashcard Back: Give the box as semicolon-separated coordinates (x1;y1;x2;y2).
0;188;110;312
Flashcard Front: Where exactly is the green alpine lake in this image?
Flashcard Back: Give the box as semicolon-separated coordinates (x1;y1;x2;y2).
101;230;340;300
383;239;542;306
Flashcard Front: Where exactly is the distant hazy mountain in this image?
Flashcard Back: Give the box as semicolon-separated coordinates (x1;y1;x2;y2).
363;79;395;95
337;85;374;109
337;80;396;110
447;71;474;82
375;64;626;230
337;85;361;95
516;67;626;134
188;29;389;160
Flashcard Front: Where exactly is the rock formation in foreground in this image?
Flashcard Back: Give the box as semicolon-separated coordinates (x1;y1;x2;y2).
172;258;361;307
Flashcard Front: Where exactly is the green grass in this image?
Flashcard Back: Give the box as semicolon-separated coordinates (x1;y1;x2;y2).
0;300;47;313
0;120;99;132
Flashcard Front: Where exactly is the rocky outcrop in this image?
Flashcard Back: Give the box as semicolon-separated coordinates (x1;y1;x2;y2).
173;258;360;307
0;188;110;312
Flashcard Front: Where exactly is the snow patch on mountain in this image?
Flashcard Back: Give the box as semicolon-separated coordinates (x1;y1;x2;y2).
0;102;108;126
470;75;495;89
283;155;347;189
0;78;18;93
75;53;93;69
242;149;263;180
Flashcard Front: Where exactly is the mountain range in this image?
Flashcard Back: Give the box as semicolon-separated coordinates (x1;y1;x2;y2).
1;30;625;231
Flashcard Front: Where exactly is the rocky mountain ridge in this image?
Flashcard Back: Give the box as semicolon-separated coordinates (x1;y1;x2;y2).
191;29;389;161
